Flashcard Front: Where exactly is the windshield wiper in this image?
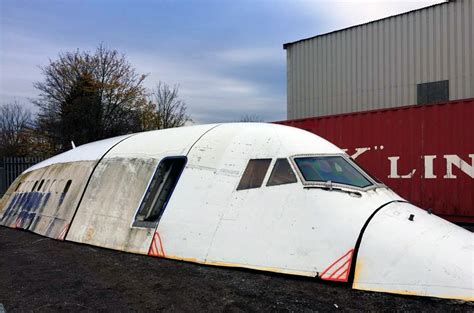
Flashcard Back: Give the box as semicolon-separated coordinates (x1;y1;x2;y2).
303;181;362;197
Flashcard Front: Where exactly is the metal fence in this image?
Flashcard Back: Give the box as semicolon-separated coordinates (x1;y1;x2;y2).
0;157;45;197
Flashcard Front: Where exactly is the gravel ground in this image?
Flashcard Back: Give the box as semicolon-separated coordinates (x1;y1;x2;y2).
0;226;472;312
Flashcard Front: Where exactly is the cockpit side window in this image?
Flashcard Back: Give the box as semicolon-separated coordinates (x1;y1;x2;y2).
267;158;297;186
294;156;373;188
237;159;271;190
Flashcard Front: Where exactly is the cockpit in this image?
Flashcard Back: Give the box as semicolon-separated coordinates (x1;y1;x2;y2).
236;154;382;192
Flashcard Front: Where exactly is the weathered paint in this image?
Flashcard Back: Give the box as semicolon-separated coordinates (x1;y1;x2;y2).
276;98;474;223
65;156;159;252
0;123;472;301
0;161;96;238
66;124;219;254
25;134;132;173
0;134;133;238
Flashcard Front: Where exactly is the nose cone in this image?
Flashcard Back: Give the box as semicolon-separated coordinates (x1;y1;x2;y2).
352;202;474;301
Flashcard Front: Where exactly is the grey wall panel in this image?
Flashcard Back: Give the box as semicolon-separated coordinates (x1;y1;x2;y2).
285;0;474;119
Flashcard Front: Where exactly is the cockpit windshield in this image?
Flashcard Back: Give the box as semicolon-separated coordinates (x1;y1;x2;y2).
294;156;373;188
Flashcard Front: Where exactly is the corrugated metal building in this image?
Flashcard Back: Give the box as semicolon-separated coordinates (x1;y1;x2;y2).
284;0;473;119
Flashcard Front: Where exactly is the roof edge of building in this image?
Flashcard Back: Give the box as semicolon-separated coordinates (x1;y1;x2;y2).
283;0;450;50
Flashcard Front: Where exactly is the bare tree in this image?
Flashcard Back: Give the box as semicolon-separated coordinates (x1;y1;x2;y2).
147;82;191;130
0;102;33;156
238;114;263;122
34;44;148;152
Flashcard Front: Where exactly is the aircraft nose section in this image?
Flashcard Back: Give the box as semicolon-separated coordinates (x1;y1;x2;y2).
352;202;474;301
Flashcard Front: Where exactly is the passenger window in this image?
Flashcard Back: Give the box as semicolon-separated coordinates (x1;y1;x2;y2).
32;181;38;191
63;180;72;194
43;180;51;191
50;180;57;192
237;159;272;190
58;180;72;206
267;158;297;186
134;157;187;228
37;179;45;191
14;182;22;192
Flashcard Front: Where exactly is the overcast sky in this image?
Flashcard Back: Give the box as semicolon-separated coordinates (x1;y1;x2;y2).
1;0;444;123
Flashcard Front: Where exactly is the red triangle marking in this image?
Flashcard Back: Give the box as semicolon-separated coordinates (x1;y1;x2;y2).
148;232;165;257
320;249;354;282
57;224;70;241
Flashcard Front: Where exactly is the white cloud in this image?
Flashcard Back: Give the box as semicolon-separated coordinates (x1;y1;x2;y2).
299;0;446;33
4;1;446;123
0;30;284;122
0;31;96;111
128;50;285;123
214;47;284;65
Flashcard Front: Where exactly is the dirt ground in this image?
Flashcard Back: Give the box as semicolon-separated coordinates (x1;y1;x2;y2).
0;226;472;312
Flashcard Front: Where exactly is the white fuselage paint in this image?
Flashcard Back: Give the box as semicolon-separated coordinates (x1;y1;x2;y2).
1;123;472;301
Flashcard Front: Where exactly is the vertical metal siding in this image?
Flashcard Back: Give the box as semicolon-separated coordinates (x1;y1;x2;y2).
286;0;474;119
276;98;474;223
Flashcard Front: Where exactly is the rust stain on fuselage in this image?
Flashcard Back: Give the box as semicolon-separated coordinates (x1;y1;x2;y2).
158;254;317;278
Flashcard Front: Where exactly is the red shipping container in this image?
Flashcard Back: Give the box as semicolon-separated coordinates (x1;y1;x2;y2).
276;99;474;223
